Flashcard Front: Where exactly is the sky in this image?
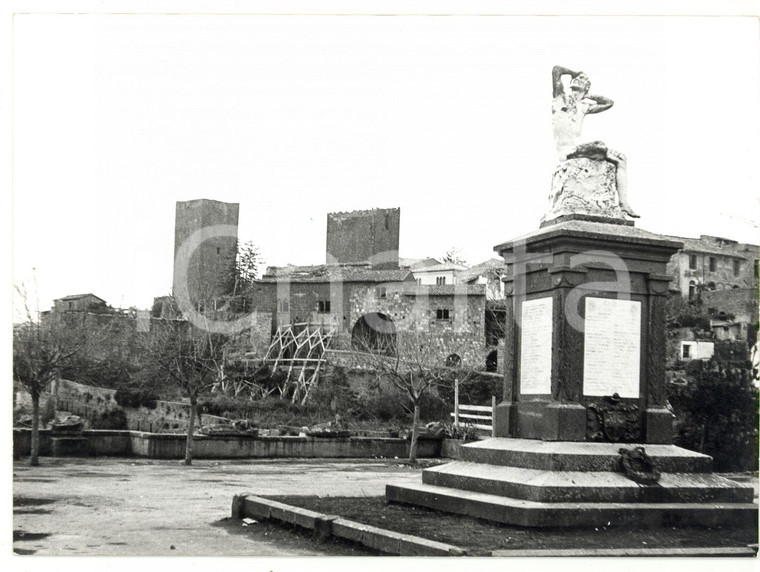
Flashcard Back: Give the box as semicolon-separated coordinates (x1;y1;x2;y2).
10;3;760;316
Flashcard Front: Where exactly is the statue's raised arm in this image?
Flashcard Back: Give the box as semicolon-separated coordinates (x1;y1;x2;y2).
549;65;639;219
585;93;614;115
552;65;581;98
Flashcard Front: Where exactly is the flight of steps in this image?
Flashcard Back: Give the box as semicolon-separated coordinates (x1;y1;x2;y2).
386;438;758;528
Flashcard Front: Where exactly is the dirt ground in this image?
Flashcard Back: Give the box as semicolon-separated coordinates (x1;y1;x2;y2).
11;456;426;556
10;456;759;560
272;495;758;553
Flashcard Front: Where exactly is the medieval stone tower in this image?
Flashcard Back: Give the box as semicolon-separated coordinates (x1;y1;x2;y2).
326;207;400;269
173;199;240;305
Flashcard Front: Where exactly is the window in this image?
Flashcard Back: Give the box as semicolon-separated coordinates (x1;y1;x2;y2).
734;260;741;277
217;247;221;254
436;308;450;320
415;278;422;285
688;254;697;270
436;276;446;285
688;281;697;302
317;300;331;313
682;344;691;359
709;257;716;272
375;286;387;298
277;299;289;312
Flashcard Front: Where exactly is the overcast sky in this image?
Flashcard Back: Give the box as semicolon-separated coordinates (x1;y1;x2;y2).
11;5;760;314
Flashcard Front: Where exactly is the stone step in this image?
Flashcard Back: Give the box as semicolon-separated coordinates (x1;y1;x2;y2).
422;462;755;504
386;482;759;528
461;438;713;473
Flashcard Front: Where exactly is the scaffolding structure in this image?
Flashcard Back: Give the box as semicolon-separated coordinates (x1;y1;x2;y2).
264;323;335;405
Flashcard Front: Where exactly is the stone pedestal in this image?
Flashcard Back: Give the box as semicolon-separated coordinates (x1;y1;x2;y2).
386;198;757;529
542;158;629;226
492;219;682;443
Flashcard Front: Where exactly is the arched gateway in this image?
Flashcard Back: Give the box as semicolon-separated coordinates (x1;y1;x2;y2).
351;313;396;355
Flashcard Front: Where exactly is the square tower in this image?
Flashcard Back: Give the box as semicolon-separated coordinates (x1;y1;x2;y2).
326;207;400;269
173;199;239;306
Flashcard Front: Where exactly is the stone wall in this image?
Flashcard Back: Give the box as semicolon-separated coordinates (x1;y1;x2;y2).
16;379;224;433
701;288;758;326
251;281;489;369
13;429;442;460
348;285;487;369
326;208;400;268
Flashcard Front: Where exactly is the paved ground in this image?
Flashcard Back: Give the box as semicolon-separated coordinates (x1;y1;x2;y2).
11;456;427;556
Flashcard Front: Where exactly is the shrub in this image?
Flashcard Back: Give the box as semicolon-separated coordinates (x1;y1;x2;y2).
307;366;363;416
114;387;159;410
40;399;57;426
91;408;128;430
667;360;758;472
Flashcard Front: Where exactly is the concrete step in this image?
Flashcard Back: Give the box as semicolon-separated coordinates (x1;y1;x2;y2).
422;462;755;504
461;438;713;473
386;482;759;528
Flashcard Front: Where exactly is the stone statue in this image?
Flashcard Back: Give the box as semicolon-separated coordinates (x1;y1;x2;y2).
547;66;639;220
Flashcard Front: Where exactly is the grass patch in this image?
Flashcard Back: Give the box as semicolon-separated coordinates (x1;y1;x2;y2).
267;495;758;552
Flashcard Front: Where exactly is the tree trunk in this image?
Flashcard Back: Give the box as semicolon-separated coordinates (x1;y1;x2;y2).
408;402;421;464
184;398;196;466
30;391;40;466
195;403;203;430
53;376;60;411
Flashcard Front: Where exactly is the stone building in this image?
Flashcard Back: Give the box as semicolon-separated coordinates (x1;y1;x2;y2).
457;258;508;301
409;260;468;286
666;234;758;301
173;199;240;305
326;208;400;269
249;264;489;369
52;293;108;313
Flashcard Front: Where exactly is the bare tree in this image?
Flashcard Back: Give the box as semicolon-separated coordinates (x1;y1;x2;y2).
142;318;227;465
442;247;468;266
13;285;89;466
360;330;475;463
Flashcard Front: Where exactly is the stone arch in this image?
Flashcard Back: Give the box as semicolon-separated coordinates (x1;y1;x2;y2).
352;313;396;355
486;350;498;373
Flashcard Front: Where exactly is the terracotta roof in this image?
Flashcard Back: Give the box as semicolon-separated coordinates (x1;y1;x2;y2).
666;236;748;259
399;283;486;296
259;265;413;284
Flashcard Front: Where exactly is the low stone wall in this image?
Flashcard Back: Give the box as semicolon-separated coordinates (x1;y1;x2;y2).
13;429;441;460
129;433;441;459
18;379;226;434
440;438;464;459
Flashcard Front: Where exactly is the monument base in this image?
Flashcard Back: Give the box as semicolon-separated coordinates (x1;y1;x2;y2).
386;438;757;528
644;407;676;444
503;401;586;441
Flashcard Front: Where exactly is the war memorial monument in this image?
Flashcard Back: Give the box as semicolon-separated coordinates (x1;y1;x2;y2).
386;66;757;528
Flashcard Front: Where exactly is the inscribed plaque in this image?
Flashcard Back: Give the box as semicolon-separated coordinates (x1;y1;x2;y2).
583;297;641;398
519;297;553;395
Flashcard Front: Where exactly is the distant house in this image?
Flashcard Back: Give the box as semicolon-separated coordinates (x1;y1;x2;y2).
409;259;468;286
457;259;508;301
53;293;108;313
666;234;758;301
248;263;489;368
